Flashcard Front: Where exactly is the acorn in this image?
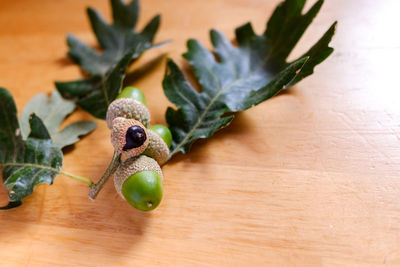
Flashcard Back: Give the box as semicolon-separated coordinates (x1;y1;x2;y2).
111;117;149;158
114;155;163;211
148;124;172;148
106;98;150;128
143;127;170;165
116;86;147;106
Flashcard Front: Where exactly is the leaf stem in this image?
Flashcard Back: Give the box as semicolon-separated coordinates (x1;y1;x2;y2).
0;162;93;186
89;151;121;200
59;171;93;186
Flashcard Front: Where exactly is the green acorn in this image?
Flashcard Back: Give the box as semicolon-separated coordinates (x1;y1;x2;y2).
116;86;147;106
114;155;163;211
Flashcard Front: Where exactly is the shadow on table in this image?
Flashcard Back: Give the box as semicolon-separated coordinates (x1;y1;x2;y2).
0;157;153;257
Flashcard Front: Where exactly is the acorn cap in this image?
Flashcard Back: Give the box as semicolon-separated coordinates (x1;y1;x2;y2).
111;117;149;158
114;155;163;198
143;129;170;165
106;98;150;128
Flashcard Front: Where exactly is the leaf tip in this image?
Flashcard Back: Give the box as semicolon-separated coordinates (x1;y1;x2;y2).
86;6;95;14
164;58;177;75
185;38;197;48
209;29;218;35
331;20;338;32
153;13;161;21
0;200;22;210
313;0;324;10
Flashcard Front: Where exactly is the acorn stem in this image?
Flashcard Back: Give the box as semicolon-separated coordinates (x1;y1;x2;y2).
89;151;121;200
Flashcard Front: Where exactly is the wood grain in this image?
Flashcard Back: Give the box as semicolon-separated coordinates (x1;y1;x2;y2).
1;0;400;266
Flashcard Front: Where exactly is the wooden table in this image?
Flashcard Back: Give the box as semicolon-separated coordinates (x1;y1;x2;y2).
1;0;399;266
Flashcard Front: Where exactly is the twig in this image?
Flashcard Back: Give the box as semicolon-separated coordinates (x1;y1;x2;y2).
89;151;121;200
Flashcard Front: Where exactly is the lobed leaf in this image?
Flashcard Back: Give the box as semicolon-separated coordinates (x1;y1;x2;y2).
0;88;24;164
0;88;62;207
52;121;97;149
55;0;165;119
19;91;97;149
0;87;97;208
20;90;75;139
164;0;336;158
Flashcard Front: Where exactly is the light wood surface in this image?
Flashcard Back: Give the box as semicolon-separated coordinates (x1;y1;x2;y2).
1;0;400;266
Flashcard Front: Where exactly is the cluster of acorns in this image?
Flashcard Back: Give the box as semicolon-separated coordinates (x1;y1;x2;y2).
106;86;172;211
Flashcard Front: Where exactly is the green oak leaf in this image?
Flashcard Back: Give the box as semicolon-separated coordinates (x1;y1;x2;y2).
0;88;96;208
0;88;62;207
52;121;98;149
20;91;97;149
55;0;166;119
164;0;336;158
